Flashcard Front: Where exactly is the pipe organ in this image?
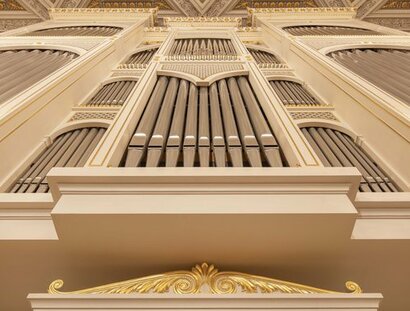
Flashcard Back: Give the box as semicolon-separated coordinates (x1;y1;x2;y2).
168;38;237;60
0;49;78;105
124;76;285;168
302;127;399;192
328;49;410;106
22;26;122;36
248;48;280;65
10;127;106;193
269;80;320;106
86;80;137;107
121;48;158;68
283;25;380;36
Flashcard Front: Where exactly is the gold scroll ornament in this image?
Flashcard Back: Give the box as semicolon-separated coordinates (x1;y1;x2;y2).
49;263;362;294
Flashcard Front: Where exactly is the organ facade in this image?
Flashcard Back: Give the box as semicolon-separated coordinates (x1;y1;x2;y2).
0;5;409;311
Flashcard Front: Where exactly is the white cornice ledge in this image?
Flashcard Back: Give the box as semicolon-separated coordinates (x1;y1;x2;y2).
46;167;361;200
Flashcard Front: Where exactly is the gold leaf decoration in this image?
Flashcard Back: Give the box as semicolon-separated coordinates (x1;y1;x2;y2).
48;263;362;295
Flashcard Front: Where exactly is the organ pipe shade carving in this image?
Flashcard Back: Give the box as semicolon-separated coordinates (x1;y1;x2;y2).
328;49;410;106
22;26;122;36
0;49;78;105
302;127;399;192
86;80;137;107
10;127;106;193
269;80;320;106
249;48;280;65
123;76;285;168
283;26;379;36
168;39;237;60
120;48;158;68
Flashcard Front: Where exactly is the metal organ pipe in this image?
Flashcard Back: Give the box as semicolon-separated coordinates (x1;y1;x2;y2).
168;39;237;59
328;49;410;106
269;80;319;106
10;127;106;193
22;26;122;36
283;25;379;36
249;49;280;65
124;76;285;168
0;49;77;105
86;80;137;107
302;127;399;192
123;48;158;67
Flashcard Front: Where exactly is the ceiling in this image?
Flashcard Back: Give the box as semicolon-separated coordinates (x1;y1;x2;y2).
1;0;410;31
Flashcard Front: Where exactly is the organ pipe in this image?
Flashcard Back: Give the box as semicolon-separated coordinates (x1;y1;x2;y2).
0;49;77;105
86;80;137;107
124;76;284;168
168;39;237;60
284;26;379;36
120;48;158;68
10;127;106;193
249;48;280;65
23;26;122;36
302;127;399;192
269;80;319;106
328;49;410;106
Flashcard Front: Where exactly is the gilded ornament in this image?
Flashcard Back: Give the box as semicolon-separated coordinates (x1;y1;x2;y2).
48;263;362;295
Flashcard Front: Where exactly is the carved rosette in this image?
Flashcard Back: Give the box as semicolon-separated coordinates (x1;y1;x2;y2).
49;263;362;295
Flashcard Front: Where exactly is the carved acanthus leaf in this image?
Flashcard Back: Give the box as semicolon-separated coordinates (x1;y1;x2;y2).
49;263;362;295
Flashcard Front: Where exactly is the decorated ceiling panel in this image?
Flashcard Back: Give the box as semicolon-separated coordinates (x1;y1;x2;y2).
0;0;24;10
382;0;410;10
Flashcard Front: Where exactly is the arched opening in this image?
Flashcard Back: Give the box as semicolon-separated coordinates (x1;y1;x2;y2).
269;80;320;106
122;75;286;168
22;26;122;36
123;47;158;67
248;48;281;65
0;48;78;105
85;80;137;107
328;48;410;106
301;126;399;192
9;127;107;193
283;25;380;36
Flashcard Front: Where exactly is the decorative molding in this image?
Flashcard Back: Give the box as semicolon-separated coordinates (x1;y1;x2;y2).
69;112;117;121
258;63;288;69
111;69;143;77
164;16;242;27
290;111;338;121
262;70;295;76
237;0;316;10
48;263;362;294
159;63;247;82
